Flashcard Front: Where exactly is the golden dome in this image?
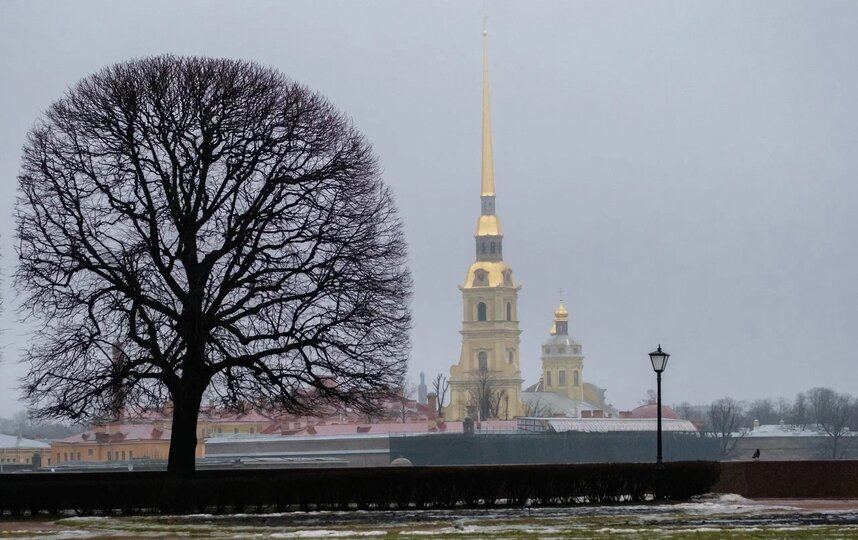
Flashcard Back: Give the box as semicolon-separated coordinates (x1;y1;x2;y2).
554;302;568;320
549;324;556;336
475;214;502;236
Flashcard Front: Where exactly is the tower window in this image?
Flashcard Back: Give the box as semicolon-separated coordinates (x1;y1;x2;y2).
478;351;488;371
477;302;487;321
558;347;566;354
506;302;512;321
574;370;580;386
508;350;514;364
490;242;496;254
481;243;487;254
559;370;566;386
546;371;552;387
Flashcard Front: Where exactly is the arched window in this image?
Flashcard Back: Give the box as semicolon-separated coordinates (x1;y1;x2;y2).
559;370;566;386
477;302;487;321
506;302;512;321
574;370;580;386
546;371;552;387
481;242;487;254
490;242;496;253
508;350;514;364
478;351;488;371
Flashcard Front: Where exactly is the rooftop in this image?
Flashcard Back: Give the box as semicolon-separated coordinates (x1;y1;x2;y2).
0;433;50;449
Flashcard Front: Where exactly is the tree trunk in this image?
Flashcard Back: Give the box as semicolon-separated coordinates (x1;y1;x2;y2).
167;387;204;475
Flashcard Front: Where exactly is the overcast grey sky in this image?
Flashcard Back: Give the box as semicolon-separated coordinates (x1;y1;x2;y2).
1;1;856;416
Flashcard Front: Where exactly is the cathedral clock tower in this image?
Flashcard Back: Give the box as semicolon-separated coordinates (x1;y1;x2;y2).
447;23;523;420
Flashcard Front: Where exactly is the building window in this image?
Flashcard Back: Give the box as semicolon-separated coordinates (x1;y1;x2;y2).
559;370;566;386
508;350;514;364
129;451;133;459
121;451;126;460
250;427;255;434
63;452;68;462
574;370;580;386
217;428;223;434
506;302;512;321
478;351;488;371
558;347;566;354
234;428;239;434
546;371;552;387
107;451;111;461
88;448;93;456
490;242;496;253
477;302;487;321
76;452;81;461
56;453;60;463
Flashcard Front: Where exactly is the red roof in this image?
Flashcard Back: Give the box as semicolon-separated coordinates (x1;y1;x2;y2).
289;420;518;436
628;404;681;420
56;424;171;444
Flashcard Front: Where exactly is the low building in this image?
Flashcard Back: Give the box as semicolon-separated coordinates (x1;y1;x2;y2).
0;434;50;468
205;420;517;467
50;422;203;465
517;416;698;433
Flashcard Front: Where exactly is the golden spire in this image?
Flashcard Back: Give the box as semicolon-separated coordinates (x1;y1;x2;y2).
481;16;495;197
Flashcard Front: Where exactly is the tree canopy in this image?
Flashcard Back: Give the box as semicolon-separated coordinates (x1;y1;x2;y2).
16;55;412;472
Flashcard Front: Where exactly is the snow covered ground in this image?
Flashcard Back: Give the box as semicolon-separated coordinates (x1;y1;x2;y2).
2;495;858;538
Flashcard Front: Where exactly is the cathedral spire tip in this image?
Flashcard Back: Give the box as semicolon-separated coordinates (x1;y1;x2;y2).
481;18;495;197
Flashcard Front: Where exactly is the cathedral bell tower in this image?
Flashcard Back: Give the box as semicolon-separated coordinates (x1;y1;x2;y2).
447;21;523;421
540;301;585;402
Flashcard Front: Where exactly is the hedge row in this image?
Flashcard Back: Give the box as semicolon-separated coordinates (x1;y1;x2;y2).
0;461;720;516
714;460;858;498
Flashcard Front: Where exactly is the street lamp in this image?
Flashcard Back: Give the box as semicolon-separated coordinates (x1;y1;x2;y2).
648;344;670;467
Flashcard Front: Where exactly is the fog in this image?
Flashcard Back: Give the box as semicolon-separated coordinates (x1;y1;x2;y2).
0;1;856;415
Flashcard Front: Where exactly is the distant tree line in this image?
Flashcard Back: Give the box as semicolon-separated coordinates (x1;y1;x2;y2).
0;411;80;441
673;387;858;459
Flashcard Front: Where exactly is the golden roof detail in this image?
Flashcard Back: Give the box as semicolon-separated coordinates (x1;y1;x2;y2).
462;260;515;288
554;302;569;320
475;214;502;236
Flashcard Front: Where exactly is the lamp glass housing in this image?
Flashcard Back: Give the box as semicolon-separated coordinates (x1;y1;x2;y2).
649;345;670;373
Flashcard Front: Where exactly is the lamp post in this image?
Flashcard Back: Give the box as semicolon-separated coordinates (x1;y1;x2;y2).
648;344;670;467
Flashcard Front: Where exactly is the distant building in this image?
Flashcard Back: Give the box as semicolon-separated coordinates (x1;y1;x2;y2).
205;420;517;467
0;433;50;467
522;304;615;417
50;422;203;465
731;422;858;461
417;372;428;405
625;403;682;420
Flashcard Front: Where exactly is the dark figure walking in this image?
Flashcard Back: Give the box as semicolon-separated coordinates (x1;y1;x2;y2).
752;448;761;460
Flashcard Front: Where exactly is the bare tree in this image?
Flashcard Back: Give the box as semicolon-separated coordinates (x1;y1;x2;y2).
707;397;746;458
745;398;779;427
640;389;657;405
788;392;810;430
15;56;411;474
807;387;855;459
521;397;552;418
466;368;506;420
431;373;449;418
